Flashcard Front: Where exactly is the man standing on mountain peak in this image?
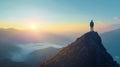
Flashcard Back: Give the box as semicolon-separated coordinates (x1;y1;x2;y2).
90;20;94;31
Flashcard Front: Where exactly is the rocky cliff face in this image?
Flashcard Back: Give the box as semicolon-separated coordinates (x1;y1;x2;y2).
39;31;119;67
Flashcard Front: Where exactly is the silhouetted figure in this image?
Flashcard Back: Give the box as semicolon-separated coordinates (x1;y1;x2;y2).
90;20;94;31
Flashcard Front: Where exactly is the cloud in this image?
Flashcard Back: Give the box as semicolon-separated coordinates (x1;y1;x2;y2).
109;23;120;30
113;17;120;20
0;42;21;59
10;43;63;62
0;28;71;62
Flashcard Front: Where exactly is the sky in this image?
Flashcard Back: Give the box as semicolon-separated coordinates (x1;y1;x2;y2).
0;0;120;34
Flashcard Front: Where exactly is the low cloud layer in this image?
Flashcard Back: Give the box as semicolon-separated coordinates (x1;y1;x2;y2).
0;28;70;62
0;42;21;59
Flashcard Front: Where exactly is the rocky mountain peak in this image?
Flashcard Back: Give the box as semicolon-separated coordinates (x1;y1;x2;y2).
39;31;119;67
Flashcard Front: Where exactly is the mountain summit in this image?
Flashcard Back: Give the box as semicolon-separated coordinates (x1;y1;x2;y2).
39;31;119;67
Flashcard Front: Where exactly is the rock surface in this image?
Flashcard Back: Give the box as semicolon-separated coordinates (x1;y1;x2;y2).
39;31;119;67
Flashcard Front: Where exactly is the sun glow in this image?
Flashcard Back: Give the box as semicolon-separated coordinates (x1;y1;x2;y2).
29;24;38;30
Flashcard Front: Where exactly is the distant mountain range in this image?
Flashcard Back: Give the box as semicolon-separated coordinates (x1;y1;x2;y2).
39;31;119;67
0;58;32;67
25;47;61;67
0;47;60;67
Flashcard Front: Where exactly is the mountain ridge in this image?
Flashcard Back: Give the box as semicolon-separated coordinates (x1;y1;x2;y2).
25;47;61;67
39;31;119;67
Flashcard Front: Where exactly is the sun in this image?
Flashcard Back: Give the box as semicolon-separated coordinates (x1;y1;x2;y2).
29;24;38;30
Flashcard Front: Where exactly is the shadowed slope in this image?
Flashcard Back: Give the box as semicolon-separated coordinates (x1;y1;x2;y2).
39;31;119;67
